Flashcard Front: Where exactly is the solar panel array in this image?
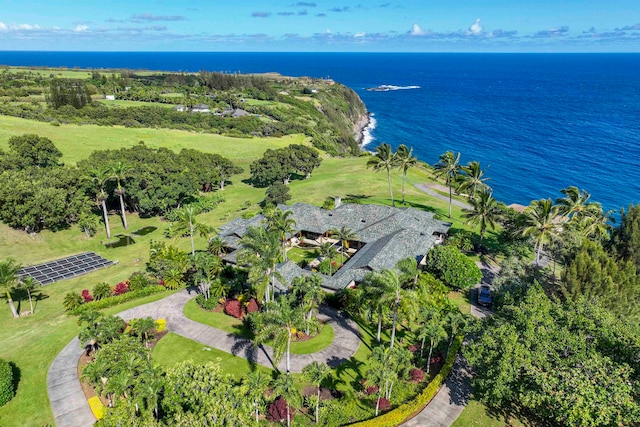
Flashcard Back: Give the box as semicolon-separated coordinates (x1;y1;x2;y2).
17;252;115;285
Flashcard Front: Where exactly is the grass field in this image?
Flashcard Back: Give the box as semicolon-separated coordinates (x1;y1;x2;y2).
0;114;497;426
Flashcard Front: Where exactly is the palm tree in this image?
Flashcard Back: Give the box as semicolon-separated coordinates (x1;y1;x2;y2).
265;208;297;261
131;317;156;349
168;205;214;256
318;242;337;275
445;310;467;356
207;236;226;257
396;144;418;205
18;276;39;314
365;269;409;349
238;226;282;303
367;143;399;207
580;207;614;242
110;161;132;230
417;317;448;374
272;373;301;427
433;151;462;218
292;275;324;335
456;160;490;200
240;370;271;423
302;361;331;424
522;198;560;266
462;189;503;243
556;186;594;221
329;226;358;266
0;259;20;318
253;295;303;374
87;167;112;239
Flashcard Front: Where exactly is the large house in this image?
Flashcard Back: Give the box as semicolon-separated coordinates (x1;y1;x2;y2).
218;201;451;292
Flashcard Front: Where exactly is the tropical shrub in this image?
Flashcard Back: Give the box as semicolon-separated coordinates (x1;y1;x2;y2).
195;294;219;310
377;397;392;412
81;289;93;303
113;281;129;296
224;299;244;319
69;285;167;315
155;318;167;332
246;297;259;314
127;272;151;291
424;245;482;289
409;368;425;383
92;282;111;300
0;359;14;407
63;292;84;311
267;397;294;424
87;396;104;420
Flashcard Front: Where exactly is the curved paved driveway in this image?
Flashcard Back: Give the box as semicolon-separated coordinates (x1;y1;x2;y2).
47;290;362;426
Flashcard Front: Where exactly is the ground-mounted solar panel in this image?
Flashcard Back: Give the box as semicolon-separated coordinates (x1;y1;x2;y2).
16;252;115;286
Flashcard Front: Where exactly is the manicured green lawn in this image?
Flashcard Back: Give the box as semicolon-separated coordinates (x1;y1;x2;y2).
182;298;335;354
449;290;472;315
452;399;527;427
286;246;320;264
152;332;274;380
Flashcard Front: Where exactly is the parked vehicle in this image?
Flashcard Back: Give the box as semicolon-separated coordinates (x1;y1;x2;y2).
477;284;492;307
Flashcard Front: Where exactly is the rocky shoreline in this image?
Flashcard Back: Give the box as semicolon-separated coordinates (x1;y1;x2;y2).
353;111;372;145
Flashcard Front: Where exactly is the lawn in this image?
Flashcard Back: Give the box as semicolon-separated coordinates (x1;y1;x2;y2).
286;246;320;264
452;399;527;427
182;298;335;354
0;112;497;426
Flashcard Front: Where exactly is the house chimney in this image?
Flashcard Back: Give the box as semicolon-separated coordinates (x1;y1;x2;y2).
334;196;341;208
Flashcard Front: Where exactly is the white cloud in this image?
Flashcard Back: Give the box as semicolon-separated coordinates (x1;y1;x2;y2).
411;23;426;36
0;22;41;31
0;22;7;31
74;24;88;32
354;32;365;38
469;18;483;35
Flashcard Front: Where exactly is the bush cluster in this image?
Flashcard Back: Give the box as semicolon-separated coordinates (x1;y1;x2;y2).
224;299;244;319
267;397;294;424
69;285;167;315
0;358;14;407
195;294;219;310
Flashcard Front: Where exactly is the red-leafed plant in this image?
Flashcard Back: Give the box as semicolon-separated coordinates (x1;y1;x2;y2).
81;289;93;303
267;397;294;424
410;368;425;383
224;299;244;319
246;298;259;314
408;344;418;353
378;397;391;411
114;281;129;296
365;385;379;396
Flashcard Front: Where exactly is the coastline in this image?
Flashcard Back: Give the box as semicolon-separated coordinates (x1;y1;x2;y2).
354;112;376;148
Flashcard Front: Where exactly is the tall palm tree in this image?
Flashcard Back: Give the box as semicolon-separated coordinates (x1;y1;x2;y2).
445;310;467;356
240;370;271;423
367;143;400;207
456;160;490;200
360;273;392;343
87;167;112;239
368;269;409;349
292;275;324;335
462;189;503;243
396;144;418;205
319;242;337;275
109;161;132;230
19;276;39;314
272;373;301;427
169;205;214;256
556;186;594;221
580;207;614;242
207;236;226;257
329;226;358;266
418;319;448;374
433;151;462;218
238;226;282;303
265;208;297;261
0;259;20;318
253;295;303;374
302;361;331;424
522;198;560;266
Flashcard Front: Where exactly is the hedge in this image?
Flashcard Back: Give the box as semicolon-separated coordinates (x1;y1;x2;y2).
0;358;14;407
348;336;463;427
87;396;104;420
68;286;168;315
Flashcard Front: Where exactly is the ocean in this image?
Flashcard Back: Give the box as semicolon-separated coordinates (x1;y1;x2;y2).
1;52;639;211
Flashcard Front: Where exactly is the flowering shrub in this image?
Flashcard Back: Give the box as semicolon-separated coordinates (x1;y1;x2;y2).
81;289;93;303
155;318;167;332
267;397;294;424
113;281;129;296
246;298;259;314
224;299;244;319
378;397;391;412
410;368;425;383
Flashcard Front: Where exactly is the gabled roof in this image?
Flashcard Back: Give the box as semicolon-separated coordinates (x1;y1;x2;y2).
218;202;451;291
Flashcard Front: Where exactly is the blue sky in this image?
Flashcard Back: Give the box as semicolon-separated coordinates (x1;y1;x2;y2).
0;0;638;52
